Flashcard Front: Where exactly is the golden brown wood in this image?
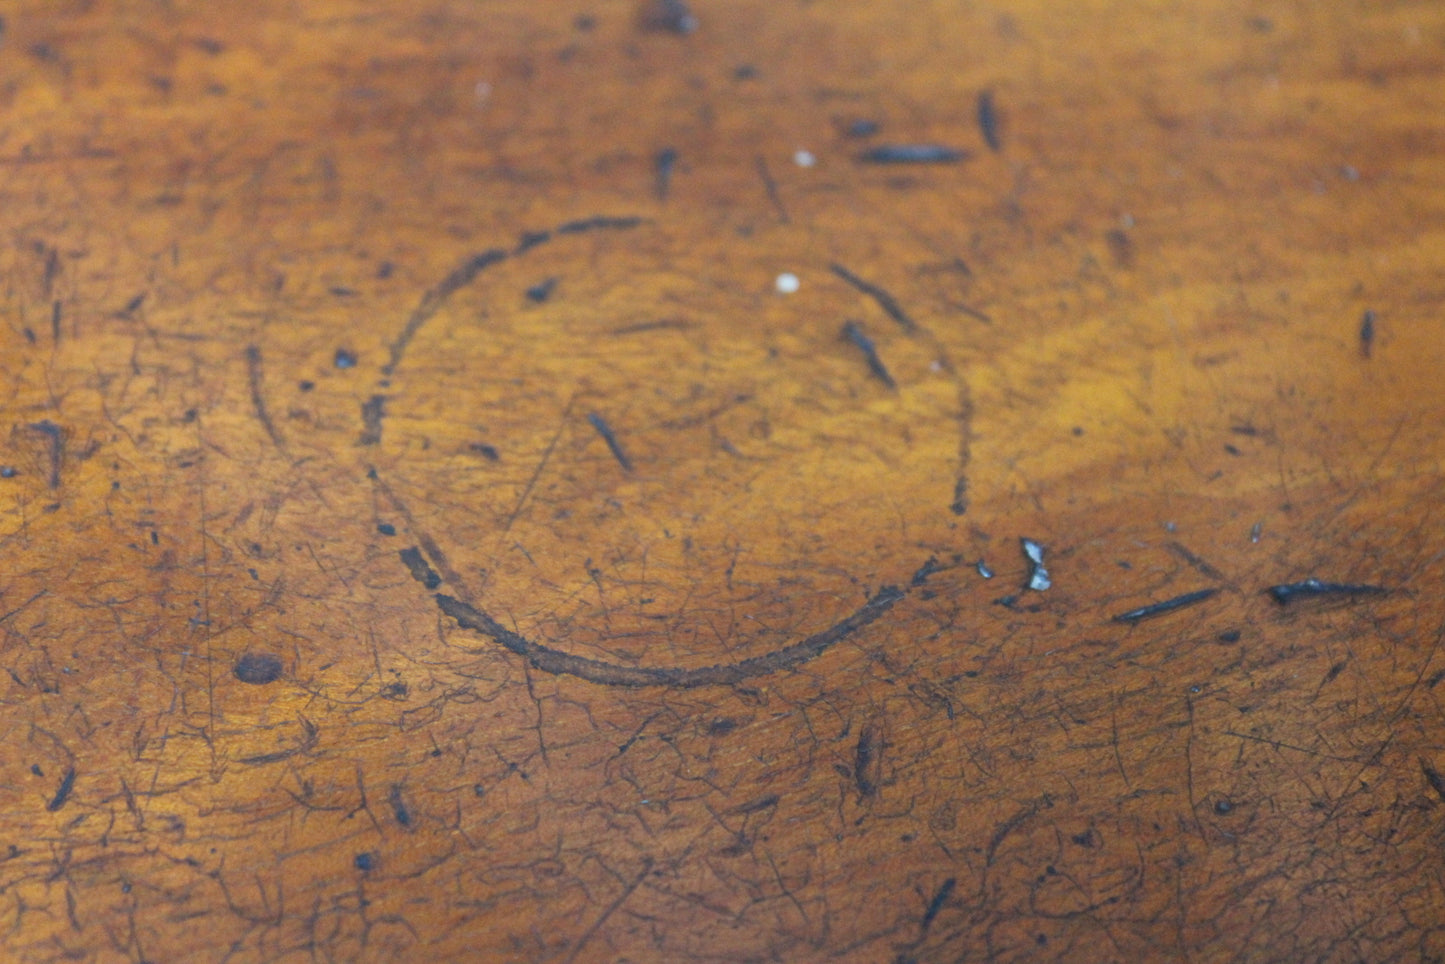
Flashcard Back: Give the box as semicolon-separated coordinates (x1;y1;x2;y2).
2;1;1444;960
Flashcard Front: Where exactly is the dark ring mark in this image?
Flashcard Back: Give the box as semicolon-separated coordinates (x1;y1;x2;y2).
369;216;646;446
436;584;905;688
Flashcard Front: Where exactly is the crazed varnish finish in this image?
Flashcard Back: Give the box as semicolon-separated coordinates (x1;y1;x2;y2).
0;1;1443;960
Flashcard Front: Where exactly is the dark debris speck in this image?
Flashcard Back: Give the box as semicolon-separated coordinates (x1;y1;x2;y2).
233;652;284;685
334;348;358;369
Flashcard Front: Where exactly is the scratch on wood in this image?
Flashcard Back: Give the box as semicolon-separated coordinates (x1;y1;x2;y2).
382;248;508;376
977;89;1001;151
1266;578;1386;605
842;320;896;388
29;420;62;489
830;263;917;332
921;876;956;931
1422;760;1445;803
854;720;883;799
754;154;789;223
1113;588;1219;623
399;547;442;590
244;345;286;451
587;412;634;472
564;857;655;964
1166;541;1225;581
388;783;412;827
359;394;386;445
46;767;76;812
436;583;906;688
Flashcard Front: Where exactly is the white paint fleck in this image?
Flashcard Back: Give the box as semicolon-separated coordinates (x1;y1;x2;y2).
1021;538;1051;591
775;272;800;294
793;149;816;168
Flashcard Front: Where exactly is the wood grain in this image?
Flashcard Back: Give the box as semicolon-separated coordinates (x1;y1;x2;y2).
1;1;1444;960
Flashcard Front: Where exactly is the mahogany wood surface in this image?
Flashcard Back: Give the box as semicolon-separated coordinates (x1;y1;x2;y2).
1;1;1444;960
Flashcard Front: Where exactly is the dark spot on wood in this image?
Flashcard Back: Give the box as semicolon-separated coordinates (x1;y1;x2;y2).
233;652;284;685
46;768;76;812
526;277;558;302
400;547;442;590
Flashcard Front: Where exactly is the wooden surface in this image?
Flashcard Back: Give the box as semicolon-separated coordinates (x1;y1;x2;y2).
2;1;1444;960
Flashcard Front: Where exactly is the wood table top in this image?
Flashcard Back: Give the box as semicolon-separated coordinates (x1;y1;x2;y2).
2;1;1443;960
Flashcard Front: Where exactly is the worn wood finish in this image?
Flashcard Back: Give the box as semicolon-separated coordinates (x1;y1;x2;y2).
2;1;1444;960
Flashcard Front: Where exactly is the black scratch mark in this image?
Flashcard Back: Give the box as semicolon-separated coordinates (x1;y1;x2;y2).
555;215;645;235
858;144;968;164
1267;579;1386;605
382;249;508;376
381;217;645;388
654;147;678;200
516;229;552;254
587;412;634;472
388;784;412;827
1113;588;1219;623
754;154;789;223
977;89;1001;152
359;394;386;446
238;716;319;765
41;246;60;297
28;420;62;489
1166;542;1226;581
911;556;943;587
842;320;896;388
950;478;968;516
1422;760;1445;803
564;857;655;964
830;263;917;332
526;277;558;302
733;793;780;814
400;547;442;590
436;584;906;688
1359;309;1375;359
854;720;883;799
46;767;75;812
244;345;285;451
921;877;956;932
